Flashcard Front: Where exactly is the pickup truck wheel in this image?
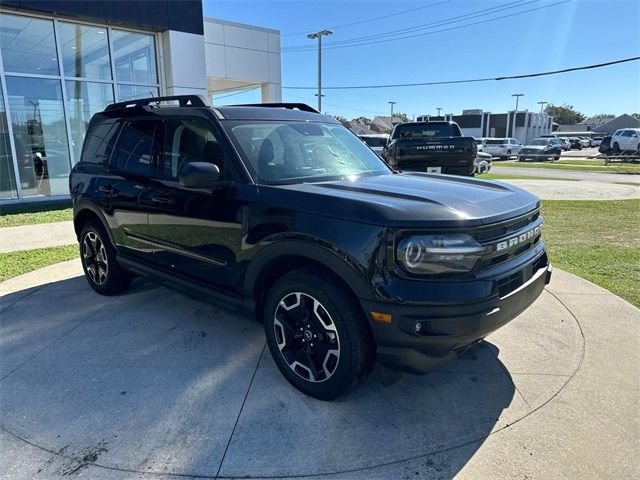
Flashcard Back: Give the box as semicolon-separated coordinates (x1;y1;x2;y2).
80;220;131;295
264;270;375;400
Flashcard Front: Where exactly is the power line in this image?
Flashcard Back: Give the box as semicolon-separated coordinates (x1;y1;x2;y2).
281;0;453;37
283;0;531;50
283;0;570;52
282;56;640;90
285;92;387;115
213;86;261;100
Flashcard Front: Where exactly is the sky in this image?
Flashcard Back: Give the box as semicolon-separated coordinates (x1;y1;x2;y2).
204;0;640;120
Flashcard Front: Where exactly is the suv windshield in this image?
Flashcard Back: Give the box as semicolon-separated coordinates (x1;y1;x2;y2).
224;121;390;184
392;123;459;138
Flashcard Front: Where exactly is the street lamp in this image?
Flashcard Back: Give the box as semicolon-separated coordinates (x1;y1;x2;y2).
538;101;548;115
436;107;442;117
307;29;333;111
512;93;524;112
388;101;396;119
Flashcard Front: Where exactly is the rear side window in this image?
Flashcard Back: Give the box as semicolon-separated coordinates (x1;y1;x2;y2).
113;120;159;176
81;121;120;164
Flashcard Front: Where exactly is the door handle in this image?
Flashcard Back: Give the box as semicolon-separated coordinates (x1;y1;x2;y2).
98;185;117;195
150;195;175;206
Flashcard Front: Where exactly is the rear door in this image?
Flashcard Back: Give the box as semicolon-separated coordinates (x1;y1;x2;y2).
142;116;245;290
100;119;160;262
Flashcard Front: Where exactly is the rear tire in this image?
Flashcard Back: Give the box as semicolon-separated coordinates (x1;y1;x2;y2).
613;142;621;153
264;269;375;400
79;220;131;295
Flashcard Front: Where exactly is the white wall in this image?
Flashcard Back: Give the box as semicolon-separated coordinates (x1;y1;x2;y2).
161;30;208;97
204;18;281;102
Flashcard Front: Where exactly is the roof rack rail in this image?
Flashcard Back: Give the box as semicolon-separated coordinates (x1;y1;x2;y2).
227;103;319;114
105;95;208;111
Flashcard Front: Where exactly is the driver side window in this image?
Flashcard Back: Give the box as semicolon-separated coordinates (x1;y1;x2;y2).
159;118;232;181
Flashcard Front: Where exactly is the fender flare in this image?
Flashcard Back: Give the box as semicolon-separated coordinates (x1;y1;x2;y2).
73;200;116;246
242;239;375;302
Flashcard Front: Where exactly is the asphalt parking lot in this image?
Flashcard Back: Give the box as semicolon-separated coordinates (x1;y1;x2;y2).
1;260;638;479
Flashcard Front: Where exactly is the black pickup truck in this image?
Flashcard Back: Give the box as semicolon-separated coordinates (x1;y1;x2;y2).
384;121;477;176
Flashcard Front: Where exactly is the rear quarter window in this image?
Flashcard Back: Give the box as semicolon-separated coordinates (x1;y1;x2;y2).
81;121;121;164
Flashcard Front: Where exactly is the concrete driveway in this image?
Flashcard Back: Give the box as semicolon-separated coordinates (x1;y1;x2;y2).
1;260;638;479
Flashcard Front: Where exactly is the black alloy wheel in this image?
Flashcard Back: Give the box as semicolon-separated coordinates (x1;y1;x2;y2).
273;292;341;383
82;231;108;286
79;221;131;295
264;269;375;400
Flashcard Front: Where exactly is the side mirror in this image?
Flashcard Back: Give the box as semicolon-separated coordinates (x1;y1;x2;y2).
179;162;220;189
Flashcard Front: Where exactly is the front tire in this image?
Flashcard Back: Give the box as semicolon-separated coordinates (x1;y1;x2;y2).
613;142;621;153
264;269;375;400
79;220;131;295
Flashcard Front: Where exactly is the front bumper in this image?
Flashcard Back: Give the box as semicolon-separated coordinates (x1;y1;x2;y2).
360;256;552;374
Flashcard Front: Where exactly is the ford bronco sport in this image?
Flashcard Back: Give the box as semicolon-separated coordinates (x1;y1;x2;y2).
70;95;551;400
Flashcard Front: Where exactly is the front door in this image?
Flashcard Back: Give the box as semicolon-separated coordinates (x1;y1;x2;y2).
143;116;245;291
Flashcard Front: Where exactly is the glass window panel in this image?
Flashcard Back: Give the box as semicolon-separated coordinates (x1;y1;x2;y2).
6;77;71;197
66;81;114;164
0;14;59;75
117;84;158;101
0;82;18;199
58;22;111;80
114;120;158;176
112;30;157;84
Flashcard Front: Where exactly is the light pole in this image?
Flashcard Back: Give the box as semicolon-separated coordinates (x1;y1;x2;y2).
307;29;332;111
538;101;548;115
388;101;396;120
436;107;442;117
511;93;523;137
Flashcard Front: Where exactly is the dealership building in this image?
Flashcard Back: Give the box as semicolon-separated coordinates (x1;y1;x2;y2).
0;0;281;204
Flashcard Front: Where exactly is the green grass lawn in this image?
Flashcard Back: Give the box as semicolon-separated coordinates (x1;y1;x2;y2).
504;160;640;174
0;245;78;282
477;173;578;181
541;199;640;307
0;205;73;228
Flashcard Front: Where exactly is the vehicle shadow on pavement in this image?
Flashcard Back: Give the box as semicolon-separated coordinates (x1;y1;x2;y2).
1;276;517;479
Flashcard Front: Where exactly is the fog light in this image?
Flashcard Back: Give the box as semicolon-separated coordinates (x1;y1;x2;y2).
371;311;392;324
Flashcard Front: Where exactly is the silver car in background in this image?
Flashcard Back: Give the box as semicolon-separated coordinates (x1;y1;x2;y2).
482;138;522;159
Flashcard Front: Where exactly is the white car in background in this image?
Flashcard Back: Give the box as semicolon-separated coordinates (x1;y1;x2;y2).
358;134;389;158
611;129;640;153
482;138;522;159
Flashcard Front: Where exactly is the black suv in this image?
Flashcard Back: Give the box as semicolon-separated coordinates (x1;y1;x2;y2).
70;95;551;400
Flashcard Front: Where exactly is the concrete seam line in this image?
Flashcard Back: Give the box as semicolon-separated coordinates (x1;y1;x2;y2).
0;296;119;383
0;285;46;315
482;340;532;409
215;342;268;479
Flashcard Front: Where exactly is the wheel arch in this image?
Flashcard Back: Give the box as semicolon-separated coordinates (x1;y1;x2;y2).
73;202;115;246
244;241;374;323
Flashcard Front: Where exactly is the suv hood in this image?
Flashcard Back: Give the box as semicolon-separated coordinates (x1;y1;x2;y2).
257;173;540;228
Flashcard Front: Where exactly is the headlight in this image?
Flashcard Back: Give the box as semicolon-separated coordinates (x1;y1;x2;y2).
397;234;485;274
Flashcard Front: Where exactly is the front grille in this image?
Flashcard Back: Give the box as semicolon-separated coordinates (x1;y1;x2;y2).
474;210;543;268
496;252;548;298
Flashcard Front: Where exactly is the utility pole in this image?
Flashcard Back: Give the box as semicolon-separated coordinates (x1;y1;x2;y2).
307;29;332;111
388;101;396;120
511;93;524;137
538;101;548;115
